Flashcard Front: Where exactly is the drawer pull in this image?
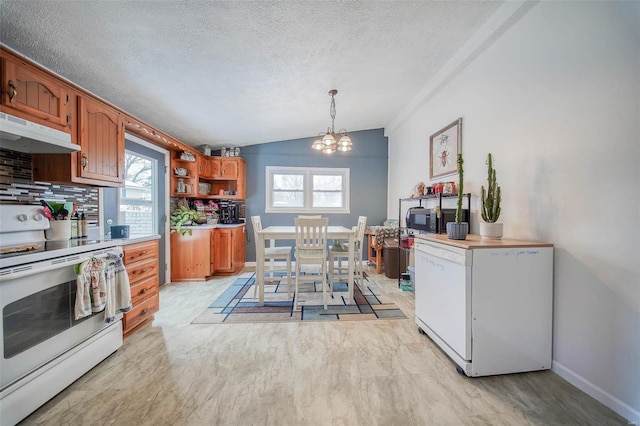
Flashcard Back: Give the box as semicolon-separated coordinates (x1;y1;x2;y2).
141;268;149;273
8;80;17;103
141;308;148;315
141;288;148;294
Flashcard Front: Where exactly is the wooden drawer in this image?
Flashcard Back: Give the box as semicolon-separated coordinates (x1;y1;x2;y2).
126;257;157;284
130;275;159;306
123;294;158;334
123;240;158;265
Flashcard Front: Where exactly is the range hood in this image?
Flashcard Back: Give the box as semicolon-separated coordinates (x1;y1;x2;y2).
0;112;80;154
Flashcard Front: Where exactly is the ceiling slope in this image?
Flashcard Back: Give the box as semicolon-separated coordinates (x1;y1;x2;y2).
0;1;502;149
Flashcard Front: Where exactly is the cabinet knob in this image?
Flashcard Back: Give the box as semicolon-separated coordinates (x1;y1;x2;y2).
8;80;17;103
141;308;148;315
81;153;89;168
141;288;148;294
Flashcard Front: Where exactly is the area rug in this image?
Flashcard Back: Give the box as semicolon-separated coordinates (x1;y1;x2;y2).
192;272;407;324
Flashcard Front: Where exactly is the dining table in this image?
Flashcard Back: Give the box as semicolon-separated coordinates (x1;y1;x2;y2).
256;225;356;308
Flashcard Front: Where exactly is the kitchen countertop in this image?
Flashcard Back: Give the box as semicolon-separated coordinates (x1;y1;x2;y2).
116;234;161;245
172;223;245;230
415;233;553;249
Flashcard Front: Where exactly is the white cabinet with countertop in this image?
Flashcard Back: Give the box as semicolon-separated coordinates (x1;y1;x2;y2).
414;234;554;377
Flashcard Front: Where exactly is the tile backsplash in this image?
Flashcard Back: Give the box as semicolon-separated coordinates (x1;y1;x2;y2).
0;149;99;224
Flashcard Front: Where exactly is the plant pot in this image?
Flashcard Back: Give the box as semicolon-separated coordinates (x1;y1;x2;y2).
479;222;503;239
446;222;468;240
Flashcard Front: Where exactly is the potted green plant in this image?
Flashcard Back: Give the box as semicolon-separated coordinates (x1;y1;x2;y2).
446;153;468;240
480;153;503;239
170;205;203;236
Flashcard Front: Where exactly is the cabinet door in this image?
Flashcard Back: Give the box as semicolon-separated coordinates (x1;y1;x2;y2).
213;228;233;272
77;96;124;184
232;226;246;273
1;55;70;132
199;156;212;178
170;230;211;280
220;158;239;178
210;158;221;177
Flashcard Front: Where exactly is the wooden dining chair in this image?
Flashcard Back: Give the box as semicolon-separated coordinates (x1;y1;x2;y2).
329;216;367;295
251;216;293;299
293;217;329;310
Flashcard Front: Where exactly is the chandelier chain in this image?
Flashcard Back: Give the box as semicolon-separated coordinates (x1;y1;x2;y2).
329;93;336;133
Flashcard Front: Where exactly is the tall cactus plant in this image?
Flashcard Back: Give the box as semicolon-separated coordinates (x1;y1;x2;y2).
455;153;464;223
481;153;501;223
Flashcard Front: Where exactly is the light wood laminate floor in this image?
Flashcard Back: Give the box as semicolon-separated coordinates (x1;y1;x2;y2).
22;265;626;425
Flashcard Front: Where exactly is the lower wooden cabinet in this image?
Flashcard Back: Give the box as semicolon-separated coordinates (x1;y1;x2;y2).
212;225;245;275
170;225;245;281
170;229;211;281
122;239;160;337
212;228;232;272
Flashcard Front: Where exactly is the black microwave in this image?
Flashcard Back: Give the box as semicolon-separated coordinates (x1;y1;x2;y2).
406;207;431;232
406;207;469;234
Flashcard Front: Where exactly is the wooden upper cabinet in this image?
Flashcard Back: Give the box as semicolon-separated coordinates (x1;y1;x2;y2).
220;158;239;178
77;96;125;184
200;157;239;179
199;155;213;179
210;158;221;177
33;93;125;187
1;53;71;132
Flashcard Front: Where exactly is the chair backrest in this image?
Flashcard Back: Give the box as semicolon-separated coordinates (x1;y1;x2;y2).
355;216;367;245
294;217;329;251
251;216;262;249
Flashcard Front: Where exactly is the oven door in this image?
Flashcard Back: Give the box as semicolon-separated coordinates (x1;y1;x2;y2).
0;253;117;390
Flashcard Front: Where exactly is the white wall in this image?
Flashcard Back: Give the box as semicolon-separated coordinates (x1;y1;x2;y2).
387;1;640;422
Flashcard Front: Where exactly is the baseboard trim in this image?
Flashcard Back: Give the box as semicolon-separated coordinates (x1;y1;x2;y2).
552;361;639;424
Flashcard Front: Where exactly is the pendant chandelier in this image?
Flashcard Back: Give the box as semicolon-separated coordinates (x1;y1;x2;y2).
311;89;352;154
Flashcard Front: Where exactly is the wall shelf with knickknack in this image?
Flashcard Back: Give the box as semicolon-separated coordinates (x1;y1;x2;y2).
170;153;198;197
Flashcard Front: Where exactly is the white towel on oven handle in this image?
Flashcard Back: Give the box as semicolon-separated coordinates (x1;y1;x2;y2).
74;257;108;320
105;252;132;322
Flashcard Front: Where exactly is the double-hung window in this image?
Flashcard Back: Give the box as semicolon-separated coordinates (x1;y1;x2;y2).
266;166;350;214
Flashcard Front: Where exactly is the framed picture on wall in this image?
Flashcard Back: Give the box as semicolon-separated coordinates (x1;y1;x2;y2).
430;117;462;179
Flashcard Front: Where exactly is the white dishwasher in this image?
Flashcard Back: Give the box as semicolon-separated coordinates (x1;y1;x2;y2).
414;236;554;377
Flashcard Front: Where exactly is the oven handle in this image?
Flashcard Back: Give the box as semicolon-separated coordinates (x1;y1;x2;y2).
0;248;121;282
0;260;79;282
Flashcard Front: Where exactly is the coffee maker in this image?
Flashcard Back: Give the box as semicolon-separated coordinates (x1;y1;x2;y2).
219;201;239;224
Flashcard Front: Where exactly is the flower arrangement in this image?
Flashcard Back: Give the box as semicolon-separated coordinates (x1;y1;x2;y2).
208;201;220;221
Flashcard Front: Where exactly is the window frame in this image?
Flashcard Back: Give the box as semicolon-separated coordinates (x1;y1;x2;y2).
265;166;350;214
118;149;158;237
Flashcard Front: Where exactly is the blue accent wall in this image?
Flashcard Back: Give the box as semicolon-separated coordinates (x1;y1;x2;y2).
241;128;388;261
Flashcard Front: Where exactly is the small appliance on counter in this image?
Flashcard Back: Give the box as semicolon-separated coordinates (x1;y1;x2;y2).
218;201;239;224
406;206;469;234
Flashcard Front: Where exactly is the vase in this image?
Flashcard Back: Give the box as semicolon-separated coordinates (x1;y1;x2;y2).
479;222;503;239
446;222;468;240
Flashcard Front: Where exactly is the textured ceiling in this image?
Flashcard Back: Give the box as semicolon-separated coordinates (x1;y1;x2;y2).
0;1;503;149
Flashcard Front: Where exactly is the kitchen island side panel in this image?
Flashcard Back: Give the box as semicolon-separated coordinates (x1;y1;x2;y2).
470;247;554;376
